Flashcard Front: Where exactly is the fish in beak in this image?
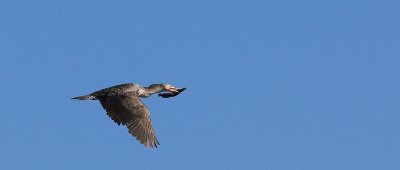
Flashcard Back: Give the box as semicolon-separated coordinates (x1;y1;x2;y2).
159;88;186;98
166;86;179;93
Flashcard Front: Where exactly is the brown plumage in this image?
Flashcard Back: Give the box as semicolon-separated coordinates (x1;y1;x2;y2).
72;83;185;148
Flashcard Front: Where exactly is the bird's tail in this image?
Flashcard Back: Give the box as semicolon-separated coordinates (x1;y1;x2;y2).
71;94;97;100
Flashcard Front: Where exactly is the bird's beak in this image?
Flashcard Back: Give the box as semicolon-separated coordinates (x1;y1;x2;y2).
167;87;179;93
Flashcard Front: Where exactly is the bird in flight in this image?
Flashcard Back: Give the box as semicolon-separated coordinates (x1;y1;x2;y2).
72;83;186;148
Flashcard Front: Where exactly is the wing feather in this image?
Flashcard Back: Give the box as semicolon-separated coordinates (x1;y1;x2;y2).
99;98;124;125
99;93;159;148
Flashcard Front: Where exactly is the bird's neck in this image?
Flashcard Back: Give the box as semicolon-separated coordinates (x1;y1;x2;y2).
139;84;164;97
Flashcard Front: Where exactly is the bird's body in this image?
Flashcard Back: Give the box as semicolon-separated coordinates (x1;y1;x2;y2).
72;83;184;148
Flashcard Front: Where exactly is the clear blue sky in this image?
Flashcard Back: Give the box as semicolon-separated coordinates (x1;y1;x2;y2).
1;0;399;169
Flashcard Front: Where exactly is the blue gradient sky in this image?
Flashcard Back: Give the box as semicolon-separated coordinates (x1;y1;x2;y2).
1;0;399;169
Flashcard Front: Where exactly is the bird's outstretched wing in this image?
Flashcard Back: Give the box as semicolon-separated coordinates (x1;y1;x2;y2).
99;93;159;148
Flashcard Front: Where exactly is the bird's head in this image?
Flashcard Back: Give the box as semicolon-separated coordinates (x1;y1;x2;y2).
162;84;179;93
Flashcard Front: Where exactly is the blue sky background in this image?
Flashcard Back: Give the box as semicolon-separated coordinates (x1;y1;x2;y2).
1;0;399;169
